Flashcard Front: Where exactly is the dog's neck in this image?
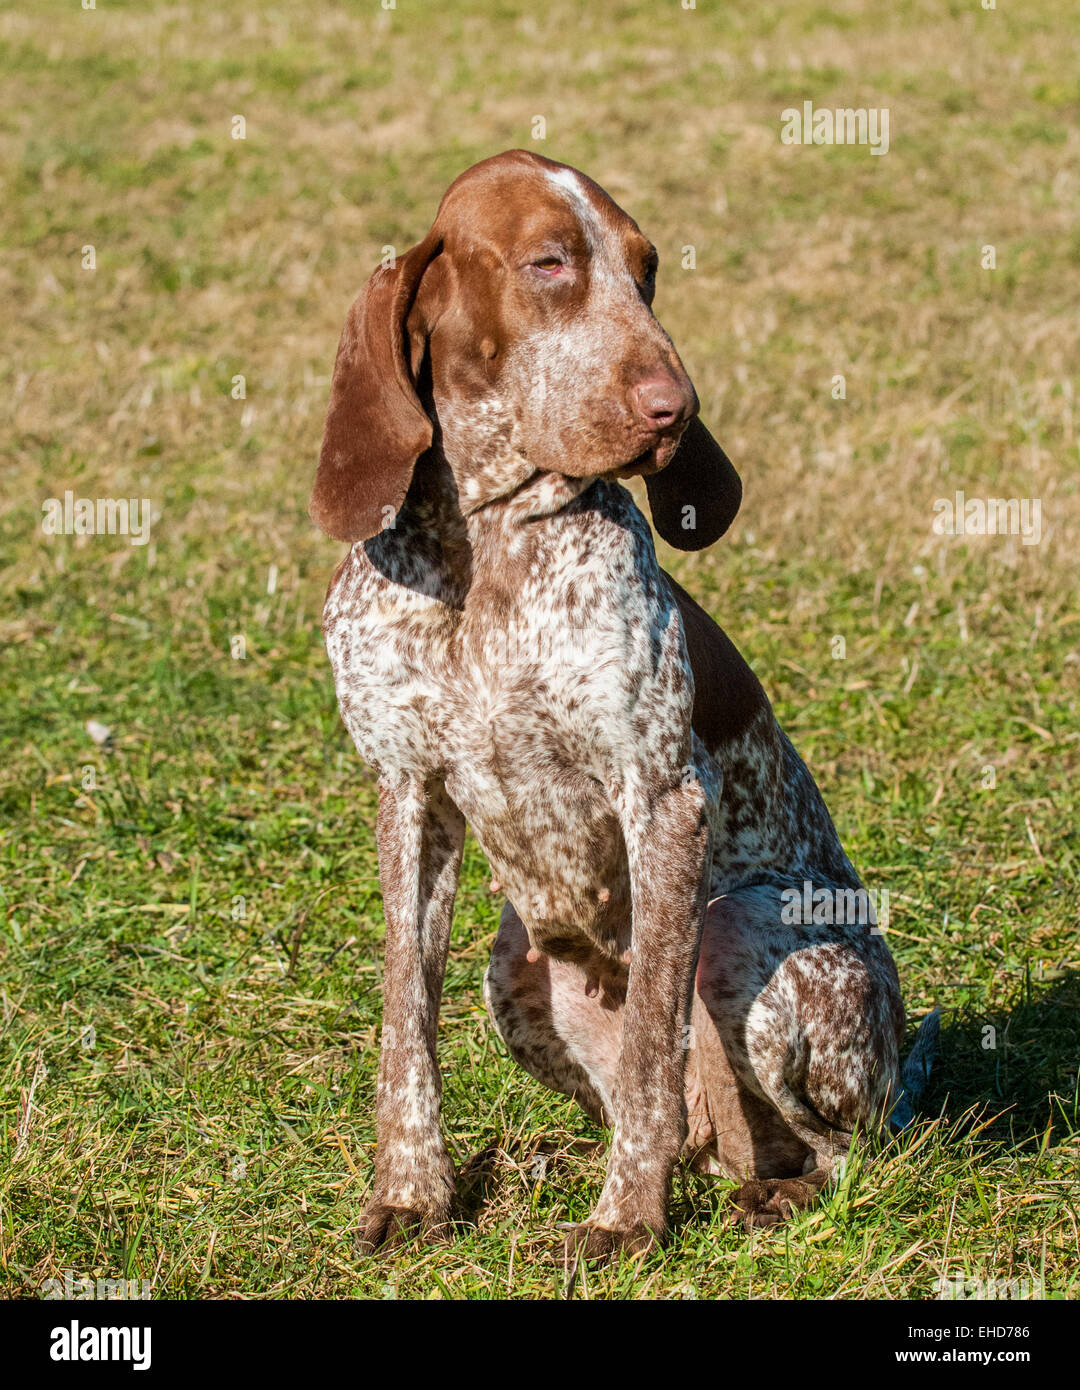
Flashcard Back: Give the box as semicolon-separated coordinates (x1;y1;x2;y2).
369;445;604;603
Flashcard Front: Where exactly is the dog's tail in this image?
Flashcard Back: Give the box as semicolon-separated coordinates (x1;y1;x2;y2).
889;1008;941;1131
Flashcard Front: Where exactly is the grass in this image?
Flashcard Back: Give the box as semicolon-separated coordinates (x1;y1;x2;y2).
1;0;1078;1299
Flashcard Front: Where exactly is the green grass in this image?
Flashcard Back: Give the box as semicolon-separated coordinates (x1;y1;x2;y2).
1;0;1078;1298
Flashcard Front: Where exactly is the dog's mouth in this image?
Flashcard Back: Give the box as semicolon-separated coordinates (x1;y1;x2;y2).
610;448;656;479
609;427;687;480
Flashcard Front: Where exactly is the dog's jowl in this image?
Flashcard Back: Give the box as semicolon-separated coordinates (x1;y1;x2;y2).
311;151;919;1258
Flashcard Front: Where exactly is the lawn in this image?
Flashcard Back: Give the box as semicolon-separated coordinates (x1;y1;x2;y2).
1;0;1078;1299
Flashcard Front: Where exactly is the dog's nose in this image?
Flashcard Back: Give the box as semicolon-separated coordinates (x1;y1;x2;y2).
629;373;695;431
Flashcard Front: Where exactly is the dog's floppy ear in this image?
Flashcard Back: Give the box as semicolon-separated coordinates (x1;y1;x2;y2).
644;417;742;551
309;231;443;542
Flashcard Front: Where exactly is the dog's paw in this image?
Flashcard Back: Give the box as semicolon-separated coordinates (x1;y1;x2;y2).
352;1199;453;1255
558;1220;663;1264
727;1176;821;1230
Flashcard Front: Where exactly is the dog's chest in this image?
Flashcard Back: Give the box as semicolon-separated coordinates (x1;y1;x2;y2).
324;489;706;926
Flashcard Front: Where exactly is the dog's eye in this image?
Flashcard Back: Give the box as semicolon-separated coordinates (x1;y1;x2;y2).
531;257;564;275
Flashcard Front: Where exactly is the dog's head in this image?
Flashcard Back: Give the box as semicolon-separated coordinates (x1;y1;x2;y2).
310;150;740;550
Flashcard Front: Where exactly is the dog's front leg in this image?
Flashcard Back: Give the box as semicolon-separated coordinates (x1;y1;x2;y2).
565;781;711;1262
355;773;465;1252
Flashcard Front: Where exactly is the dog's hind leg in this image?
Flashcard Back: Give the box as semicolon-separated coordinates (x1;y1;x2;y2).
485;887;906;1231
693;886;906;1227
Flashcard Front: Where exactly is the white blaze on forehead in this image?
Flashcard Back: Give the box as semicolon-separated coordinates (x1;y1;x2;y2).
544;165;591;209
542;166;616;261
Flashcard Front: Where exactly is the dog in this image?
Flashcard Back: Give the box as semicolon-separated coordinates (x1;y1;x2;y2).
310;150;920;1260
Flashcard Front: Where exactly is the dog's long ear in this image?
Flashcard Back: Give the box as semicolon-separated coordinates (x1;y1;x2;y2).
309;231;443;542
644;417;742;551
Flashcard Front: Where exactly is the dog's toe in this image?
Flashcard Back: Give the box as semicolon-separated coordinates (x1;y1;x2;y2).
559;1220;662;1265
728;1176;823;1230
353;1201;452;1255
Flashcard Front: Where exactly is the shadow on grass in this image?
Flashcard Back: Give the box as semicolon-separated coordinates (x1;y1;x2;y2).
926;969;1080;1147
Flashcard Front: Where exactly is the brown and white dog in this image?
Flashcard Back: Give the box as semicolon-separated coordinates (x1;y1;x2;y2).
310;150;926;1261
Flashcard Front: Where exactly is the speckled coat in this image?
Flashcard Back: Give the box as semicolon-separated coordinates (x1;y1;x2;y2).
312;151;906;1257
